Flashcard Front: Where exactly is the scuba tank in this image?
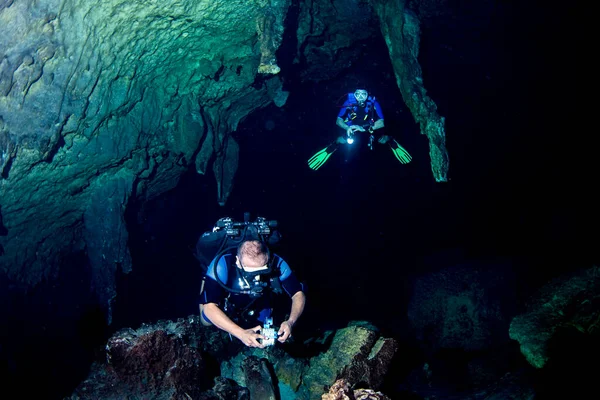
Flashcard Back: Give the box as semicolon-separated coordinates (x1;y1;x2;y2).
195;212;280;273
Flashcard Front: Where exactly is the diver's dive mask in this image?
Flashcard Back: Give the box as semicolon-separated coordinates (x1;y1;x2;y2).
239;261;272;297
241;265;271;278
354;89;368;105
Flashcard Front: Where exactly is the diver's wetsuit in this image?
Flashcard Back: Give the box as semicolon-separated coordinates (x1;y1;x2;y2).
199;251;304;327
338;94;385;130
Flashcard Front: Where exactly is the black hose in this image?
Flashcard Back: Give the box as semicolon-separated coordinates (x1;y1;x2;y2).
211;227;273;295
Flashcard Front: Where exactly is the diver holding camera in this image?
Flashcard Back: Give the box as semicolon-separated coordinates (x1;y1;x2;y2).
196;213;306;348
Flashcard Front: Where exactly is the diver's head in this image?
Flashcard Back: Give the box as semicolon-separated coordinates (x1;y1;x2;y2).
236;240;269;272
354;89;368;106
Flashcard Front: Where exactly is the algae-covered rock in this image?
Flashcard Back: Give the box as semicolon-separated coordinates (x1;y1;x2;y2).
371;0;449;182
509;266;600;368
0;0;290;318
300;323;397;400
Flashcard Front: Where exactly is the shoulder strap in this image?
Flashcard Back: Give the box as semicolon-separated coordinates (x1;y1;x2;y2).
366;96;377;116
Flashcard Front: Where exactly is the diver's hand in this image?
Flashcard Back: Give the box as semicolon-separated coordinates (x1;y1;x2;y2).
346;125;364;135
237;325;267;348
277;321;293;343
378;135;390;144
336;136;347;144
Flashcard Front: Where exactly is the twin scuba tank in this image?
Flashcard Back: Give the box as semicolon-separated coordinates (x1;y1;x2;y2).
195;212;282;296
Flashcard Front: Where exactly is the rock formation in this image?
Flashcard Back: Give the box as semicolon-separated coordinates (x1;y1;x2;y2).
0;0;290;318
509;265;600;369
371;0;449;182
0;0;448;323
66;318;397;400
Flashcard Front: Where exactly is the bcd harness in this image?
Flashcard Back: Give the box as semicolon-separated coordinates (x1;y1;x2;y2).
217;253;283;320
344;95;377;130
343;95;379;149
196;213;283;319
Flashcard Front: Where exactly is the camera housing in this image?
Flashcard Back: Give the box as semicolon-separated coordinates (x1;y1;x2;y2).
214;213;278;238
260;317;278;346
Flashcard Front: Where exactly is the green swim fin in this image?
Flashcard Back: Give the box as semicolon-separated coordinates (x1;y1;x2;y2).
308;142;338;170
389;139;412;164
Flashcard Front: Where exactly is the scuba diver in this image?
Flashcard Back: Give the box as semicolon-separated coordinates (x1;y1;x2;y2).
196;213;306;348
308;88;412;170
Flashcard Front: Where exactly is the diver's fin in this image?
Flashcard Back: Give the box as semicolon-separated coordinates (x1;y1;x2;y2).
389;139;412;164
308;142;338;170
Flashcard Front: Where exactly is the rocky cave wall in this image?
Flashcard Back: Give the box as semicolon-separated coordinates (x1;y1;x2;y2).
0;0;291;319
372;0;449;182
0;0;449;321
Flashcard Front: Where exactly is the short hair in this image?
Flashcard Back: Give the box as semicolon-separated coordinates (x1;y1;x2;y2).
237;240;269;265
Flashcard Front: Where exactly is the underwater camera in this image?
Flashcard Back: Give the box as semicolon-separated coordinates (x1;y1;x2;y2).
214;212;278;237
260;317;278;347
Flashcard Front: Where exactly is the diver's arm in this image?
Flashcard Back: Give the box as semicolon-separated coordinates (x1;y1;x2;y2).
336;117;349;130
286;290;306;326
202;303;267;348
205;303;269;348
336;117;353;143
276;258;306;328
277;291;306;342
202;303;244;337
372;119;385;130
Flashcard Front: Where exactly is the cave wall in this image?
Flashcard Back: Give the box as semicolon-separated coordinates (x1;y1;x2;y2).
0;0;451;322
0;0;290;317
371;0;449;182
294;0;380;82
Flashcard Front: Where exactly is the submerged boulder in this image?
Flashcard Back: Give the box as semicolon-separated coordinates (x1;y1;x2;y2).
69;318;398;399
509;265;600;369
68;316;215;399
322;378;392;400
408;263;518;353
299;322;398;400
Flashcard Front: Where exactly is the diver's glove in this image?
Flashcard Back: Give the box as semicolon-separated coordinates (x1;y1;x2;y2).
388;139;412;164
308;142;339;170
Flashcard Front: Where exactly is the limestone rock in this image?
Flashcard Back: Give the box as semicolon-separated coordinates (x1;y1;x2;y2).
242;355;277;400
407;264;517;352
301;323;398;400
322;379;354;400
509;265;600;368
295;0;379;82
371;0;449;182
321;378;392;400
83;170;134;324
67;317;398;399
68;316;214;399
0;0;289;316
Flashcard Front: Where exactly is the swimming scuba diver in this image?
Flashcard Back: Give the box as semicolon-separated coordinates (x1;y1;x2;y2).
196;214;306;348
308;89;412;170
